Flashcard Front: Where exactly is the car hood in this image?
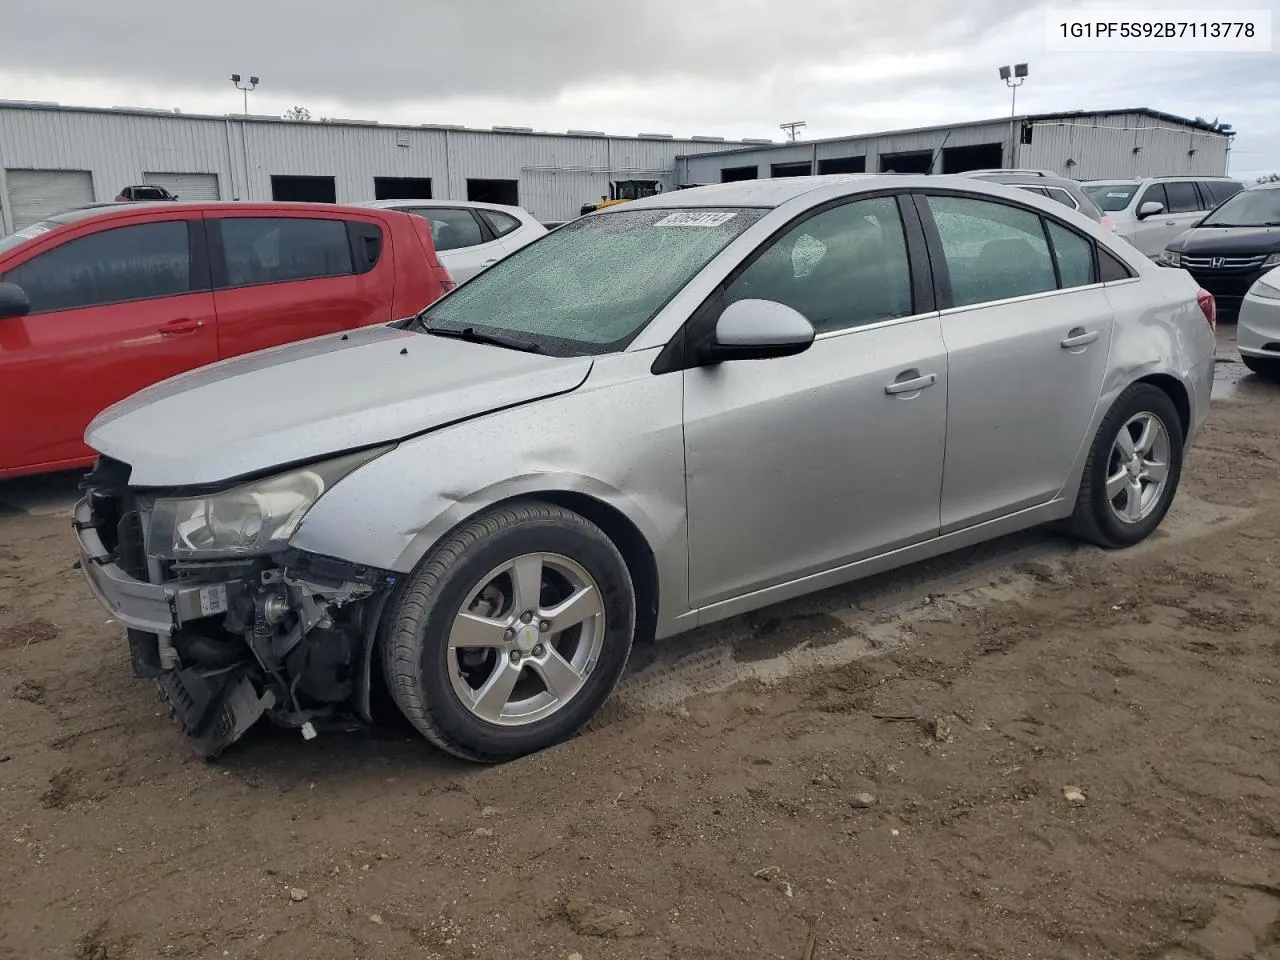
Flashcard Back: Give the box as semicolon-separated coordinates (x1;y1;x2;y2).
87;323;594;487
1168;226;1280;254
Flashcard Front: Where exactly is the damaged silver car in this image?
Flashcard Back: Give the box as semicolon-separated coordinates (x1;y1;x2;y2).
74;175;1217;762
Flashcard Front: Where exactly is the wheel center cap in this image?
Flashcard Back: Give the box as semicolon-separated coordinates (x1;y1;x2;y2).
1128;458;1143;478
515;624;540;653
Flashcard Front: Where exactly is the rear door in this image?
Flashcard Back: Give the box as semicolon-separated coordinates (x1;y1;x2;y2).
207;211;393;359
403;207;507;282
0;215;217;474
916;191;1116;530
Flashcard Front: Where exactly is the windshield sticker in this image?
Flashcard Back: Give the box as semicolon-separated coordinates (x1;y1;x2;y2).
1105;192;1131;199
655;211;739;227
10;222;53;241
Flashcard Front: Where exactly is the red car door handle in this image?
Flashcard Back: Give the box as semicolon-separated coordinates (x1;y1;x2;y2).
160;318;203;335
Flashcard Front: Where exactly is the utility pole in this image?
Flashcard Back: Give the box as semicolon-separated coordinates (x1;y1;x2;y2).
997;64;1028;168
780;121;807;143
230;74;259;115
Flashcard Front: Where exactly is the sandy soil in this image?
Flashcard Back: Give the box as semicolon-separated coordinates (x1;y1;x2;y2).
2;339;1278;960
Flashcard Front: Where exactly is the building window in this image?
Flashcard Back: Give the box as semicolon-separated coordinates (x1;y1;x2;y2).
373;177;432;200
269;175;337;203
467;179;519;206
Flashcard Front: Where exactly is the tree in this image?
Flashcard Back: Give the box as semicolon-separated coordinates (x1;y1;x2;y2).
1256;173;1280;184
283;105;311;121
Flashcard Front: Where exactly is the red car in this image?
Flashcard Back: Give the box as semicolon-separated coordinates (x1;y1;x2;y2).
0;202;453;479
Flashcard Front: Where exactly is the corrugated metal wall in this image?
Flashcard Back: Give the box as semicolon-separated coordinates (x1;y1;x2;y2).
0;104;745;232
1020;112;1231;180
681;112;1232;185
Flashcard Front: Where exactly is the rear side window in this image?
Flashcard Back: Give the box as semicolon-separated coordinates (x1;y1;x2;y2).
1098;247;1134;282
1163;181;1200;214
4;220;192;314
926;195;1056;307
1042;187;1079;210
1201;181;1244;206
407;208;484;251
218;217;353;287
479;210;521;237
1046;221;1094;288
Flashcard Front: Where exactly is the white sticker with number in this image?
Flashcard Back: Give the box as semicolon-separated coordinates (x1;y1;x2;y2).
199;584;228;617
11;222;53;241
654;211;738;227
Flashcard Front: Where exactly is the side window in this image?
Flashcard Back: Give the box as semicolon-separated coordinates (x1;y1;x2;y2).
479;210;521;238
410;208;484;252
1139;183;1169;212
724;195;914;334
4;220;192;314
1164;181;1200;214
1043;187;1079;209
1046;221;1094;289
219;217;353;287
1099;247;1134;282
926;195;1056;307
1203;180;1243;206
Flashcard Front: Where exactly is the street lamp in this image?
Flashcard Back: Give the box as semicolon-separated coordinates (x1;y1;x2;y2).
230;74;259;115
998;63;1028;169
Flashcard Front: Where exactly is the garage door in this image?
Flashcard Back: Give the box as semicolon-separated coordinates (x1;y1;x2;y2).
5;169;94;230
141;172;221;202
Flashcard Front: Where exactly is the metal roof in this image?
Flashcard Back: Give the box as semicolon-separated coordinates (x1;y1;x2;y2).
674;108;1234;160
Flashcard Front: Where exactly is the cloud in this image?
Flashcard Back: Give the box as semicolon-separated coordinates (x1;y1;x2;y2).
2;0;1277;173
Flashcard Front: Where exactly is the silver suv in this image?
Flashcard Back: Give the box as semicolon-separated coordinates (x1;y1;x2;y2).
963;169;1108;227
1081;176;1244;258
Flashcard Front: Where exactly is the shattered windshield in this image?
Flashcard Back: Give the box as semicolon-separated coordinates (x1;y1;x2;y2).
417;207;765;355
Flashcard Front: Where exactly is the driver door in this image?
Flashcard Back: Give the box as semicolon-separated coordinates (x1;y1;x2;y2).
682;194;948;608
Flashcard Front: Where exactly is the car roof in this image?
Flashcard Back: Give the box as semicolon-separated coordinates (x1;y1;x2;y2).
43;200;408;225
357;198;529;214
617;174;949;210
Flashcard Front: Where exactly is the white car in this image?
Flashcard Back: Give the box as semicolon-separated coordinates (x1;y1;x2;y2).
1237;265;1280;379
1080;177;1244;258
358;199;546;283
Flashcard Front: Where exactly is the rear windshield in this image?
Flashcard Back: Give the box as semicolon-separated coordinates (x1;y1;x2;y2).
0;220;57;257
1082;184;1138;212
1200;188;1280;228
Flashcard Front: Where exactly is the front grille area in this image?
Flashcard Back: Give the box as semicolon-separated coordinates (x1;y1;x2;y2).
1181;254;1269;270
80;456;147;579
1184;265;1270;322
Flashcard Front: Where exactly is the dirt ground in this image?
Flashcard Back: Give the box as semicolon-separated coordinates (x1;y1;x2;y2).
2;331;1278;960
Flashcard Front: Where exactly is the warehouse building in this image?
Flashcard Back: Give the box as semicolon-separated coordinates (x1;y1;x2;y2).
0;102;1234;235
675;109;1234;186
0;100;759;233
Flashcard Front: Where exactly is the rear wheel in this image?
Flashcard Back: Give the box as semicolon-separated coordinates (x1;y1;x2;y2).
1242;354;1280;381
1068;383;1184;548
380;500;636;763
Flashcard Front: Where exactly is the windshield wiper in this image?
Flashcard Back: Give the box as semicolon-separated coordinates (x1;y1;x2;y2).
416;324;541;353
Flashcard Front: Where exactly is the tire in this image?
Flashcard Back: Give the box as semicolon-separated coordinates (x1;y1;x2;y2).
380;500;636;763
1068;383;1185;549
1242;354;1280;381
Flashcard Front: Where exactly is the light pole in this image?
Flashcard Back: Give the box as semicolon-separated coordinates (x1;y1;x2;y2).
230;73;259;115
998;64;1028;168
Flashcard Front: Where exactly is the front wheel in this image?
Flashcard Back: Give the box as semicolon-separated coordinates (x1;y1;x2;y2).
1068;383;1185;548
380;500;636;763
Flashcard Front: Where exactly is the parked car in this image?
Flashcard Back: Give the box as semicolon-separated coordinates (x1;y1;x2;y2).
961;169;1111;229
73;175;1216;762
1235;265;1280;377
357;200;546;283
116;185;179;201
0;201;452;479
1157;182;1280;322
1080;176;1244;257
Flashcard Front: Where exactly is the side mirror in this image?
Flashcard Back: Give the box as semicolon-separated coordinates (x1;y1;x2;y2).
701;299;815;364
1137;201;1165;220
0;282;30;320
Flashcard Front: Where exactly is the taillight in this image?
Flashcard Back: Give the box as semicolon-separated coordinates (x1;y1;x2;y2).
1100;214;1115;232
1196;289;1216;329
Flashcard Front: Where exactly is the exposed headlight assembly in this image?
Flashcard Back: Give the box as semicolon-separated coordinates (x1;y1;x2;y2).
146;446;391;560
1158;249;1182;268
1262;253;1280;268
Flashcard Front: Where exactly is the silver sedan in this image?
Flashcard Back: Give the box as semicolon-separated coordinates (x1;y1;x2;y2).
1237;265;1280;379
75;175;1218;762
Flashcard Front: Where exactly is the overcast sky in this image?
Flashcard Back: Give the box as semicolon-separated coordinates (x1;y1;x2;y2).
3;0;1277;180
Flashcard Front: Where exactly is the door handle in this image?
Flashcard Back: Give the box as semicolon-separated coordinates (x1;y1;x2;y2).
1060;328;1099;349
160;318;203;335
884;370;937;395
1164;219;1177;225
482;259;498;265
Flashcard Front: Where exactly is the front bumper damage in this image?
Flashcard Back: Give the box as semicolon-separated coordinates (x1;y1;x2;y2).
73;475;399;759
